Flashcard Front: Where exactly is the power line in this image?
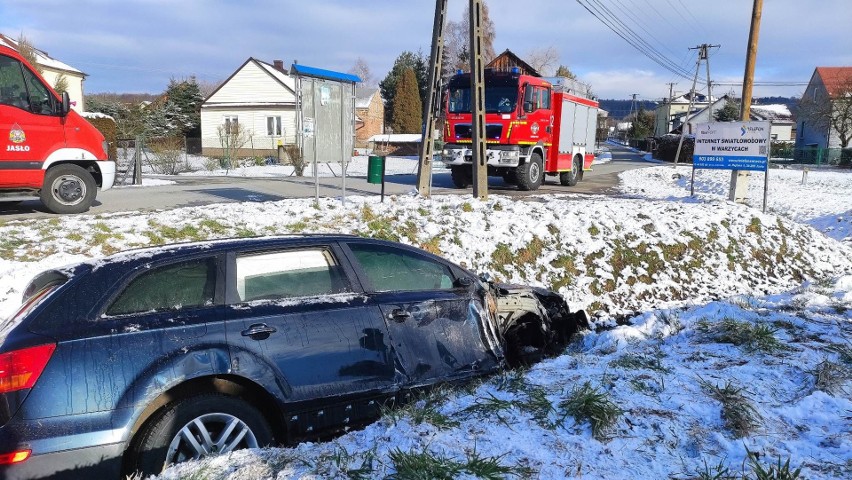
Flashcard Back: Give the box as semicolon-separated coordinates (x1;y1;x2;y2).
576;0;696;81
588;0;694;78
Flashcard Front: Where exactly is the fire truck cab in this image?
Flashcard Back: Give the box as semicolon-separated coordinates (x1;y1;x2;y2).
442;69;599;191
0;45;114;214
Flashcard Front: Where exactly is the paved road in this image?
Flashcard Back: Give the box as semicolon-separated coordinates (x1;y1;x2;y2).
0;144;652;221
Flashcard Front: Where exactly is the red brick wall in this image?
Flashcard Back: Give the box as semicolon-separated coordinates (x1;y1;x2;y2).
355;93;384;147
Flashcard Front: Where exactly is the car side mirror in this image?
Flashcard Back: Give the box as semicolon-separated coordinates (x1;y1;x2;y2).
455;276;474;288
523;101;534;113
60;91;70;117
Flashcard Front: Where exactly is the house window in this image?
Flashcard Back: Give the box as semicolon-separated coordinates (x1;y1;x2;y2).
266;116;282;136
223;115;238;134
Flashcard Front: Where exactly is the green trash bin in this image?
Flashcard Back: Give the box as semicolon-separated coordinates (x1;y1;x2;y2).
367;155;384;184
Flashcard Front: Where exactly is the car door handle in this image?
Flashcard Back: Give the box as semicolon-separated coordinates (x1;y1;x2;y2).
241;323;277;339
388;309;411;322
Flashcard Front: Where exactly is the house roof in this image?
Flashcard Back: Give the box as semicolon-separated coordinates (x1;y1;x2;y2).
486;49;541;77
203;57;295;103
355;88;380;109
815;67;852;97
750;104;794;122
670;90;716;104
0;33;85;77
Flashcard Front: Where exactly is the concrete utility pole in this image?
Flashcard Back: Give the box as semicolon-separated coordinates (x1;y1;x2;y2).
673;51;702;165
729;0;763;203
469;0;488;199
416;0;449;197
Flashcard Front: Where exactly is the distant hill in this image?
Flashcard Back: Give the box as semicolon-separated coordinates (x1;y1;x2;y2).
598;99;659;119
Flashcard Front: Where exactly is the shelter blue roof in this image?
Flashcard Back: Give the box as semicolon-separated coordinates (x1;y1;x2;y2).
290;64;360;83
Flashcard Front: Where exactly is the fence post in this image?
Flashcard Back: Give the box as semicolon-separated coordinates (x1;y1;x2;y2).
133;136;143;185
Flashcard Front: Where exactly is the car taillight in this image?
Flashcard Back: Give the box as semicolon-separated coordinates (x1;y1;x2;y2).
0;344;56;394
0;449;31;465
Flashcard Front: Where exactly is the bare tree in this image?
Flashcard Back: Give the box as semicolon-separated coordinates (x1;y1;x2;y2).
526;47;560;76
196;79;222;99
799;76;852;148
444;1;497;72
15;35;42;74
348;57;376;88
216;123;252;172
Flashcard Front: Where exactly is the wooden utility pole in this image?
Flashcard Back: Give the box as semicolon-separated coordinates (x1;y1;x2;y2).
416;0;449;197
729;0;763;203
469;0;488;199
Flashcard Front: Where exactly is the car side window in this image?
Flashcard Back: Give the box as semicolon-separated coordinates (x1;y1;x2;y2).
20;66;57;115
106;259;216;316
235;248;349;302
348;243;455;292
0;55;31;111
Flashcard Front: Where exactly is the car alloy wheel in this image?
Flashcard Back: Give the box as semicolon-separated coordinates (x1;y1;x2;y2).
165;412;260;464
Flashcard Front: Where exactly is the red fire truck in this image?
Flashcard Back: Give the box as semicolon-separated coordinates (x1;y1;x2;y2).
442;69;599;190
0;45;114;214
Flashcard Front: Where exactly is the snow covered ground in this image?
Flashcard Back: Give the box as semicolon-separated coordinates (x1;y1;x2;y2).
1;162;850;479
176;155;428;178
620;165;852;244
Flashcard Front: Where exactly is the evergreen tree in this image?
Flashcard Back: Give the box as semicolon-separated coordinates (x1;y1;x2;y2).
390;68;422;134
714;99;741;122
379;51;428;124
144;77;203;137
629;107;655;139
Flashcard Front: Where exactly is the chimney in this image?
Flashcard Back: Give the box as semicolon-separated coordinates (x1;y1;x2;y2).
273;59;285;72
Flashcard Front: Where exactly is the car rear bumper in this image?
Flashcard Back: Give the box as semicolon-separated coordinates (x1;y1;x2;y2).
0;442;124;480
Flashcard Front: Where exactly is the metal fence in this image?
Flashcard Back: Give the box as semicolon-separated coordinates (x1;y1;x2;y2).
770;146;852;166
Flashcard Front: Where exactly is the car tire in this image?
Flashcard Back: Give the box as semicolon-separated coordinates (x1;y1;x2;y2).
129;394;273;476
559;155;582;186
40;164;97;214
515;152;543;191
450;165;472;188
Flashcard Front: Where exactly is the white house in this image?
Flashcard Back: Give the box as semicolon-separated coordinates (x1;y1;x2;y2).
200;58;297;157
671;96;795;142
654;90;715;136
0;33;87;112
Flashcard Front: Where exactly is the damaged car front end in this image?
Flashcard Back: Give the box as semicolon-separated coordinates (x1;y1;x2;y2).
485;281;589;366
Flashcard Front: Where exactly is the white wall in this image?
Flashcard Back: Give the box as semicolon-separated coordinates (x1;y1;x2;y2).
41;69;85;112
200;107;297;151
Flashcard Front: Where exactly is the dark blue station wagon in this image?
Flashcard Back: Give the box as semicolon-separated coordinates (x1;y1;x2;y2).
0;235;585;479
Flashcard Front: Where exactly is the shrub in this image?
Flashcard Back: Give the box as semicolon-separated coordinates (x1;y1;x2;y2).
147;136;189;175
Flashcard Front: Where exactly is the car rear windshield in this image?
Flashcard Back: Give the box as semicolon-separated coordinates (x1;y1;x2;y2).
1;274;67;335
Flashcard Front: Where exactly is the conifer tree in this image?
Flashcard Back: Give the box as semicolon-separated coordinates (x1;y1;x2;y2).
391;68;422;134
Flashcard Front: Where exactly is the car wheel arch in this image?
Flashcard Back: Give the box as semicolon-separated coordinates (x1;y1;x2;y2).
123;374;286;463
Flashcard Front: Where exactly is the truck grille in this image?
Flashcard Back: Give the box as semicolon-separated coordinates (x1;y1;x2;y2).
454;124;502;140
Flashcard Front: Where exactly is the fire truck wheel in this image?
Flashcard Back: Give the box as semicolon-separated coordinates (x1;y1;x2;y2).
560;156;582;186
516;153;543;191
450;166;472;188
40;164;97;214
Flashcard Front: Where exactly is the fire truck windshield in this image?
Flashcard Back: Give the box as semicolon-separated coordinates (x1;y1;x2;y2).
448;86;518;114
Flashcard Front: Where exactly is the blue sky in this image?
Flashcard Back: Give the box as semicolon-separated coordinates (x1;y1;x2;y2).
1;0;850;100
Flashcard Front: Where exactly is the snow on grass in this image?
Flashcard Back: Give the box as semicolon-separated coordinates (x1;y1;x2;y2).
161;155;423;178
2;172;851;479
152;277;852;480
619;165;852;244
1;194;849;320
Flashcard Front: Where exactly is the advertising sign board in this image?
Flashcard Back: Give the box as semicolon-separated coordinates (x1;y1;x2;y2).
693;121;771;171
